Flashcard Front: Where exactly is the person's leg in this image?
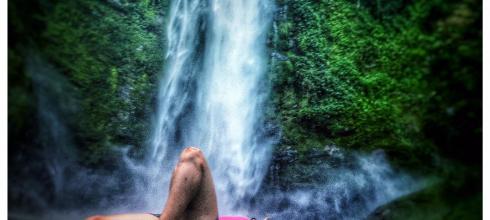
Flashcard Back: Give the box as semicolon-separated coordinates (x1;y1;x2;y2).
85;147;218;220
160;147;218;220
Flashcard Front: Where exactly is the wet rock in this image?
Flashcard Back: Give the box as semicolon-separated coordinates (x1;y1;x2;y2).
271;52;288;61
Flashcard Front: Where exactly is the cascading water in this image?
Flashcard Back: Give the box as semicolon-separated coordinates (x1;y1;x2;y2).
194;0;275;209
137;0;276;214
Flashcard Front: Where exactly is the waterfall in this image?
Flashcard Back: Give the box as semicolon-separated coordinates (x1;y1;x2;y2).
142;0;275;214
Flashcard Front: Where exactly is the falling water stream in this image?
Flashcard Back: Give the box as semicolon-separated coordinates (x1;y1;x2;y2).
134;0;276;214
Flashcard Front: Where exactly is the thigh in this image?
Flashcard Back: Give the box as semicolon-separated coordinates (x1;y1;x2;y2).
186;155;219;220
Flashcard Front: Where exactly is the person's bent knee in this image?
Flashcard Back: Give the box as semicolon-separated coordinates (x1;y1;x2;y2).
180;146;205;163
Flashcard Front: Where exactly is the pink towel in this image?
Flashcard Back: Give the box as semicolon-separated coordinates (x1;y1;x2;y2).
218;216;250;220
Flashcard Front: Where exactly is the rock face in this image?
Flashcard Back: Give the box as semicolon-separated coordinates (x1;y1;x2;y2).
254;146;420;219
9;1;169;164
269;0;482;169
366;178;482;220
263;0;482;216
267;145;350;188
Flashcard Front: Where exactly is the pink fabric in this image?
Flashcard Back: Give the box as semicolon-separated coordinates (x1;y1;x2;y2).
218;216;249;220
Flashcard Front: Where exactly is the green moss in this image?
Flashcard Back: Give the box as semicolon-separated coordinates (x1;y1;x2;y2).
271;0;481;169
12;0;170;164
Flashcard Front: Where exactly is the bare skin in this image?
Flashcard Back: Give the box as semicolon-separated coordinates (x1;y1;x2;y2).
86;147;218;220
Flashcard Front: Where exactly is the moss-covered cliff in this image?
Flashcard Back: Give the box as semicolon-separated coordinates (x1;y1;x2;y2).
9;0;169;164
267;0;481;218
270;0;481;170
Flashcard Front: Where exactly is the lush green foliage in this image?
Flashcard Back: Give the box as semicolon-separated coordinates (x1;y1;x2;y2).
9;0;168;164
271;0;481;168
268;1;481;215
43;1;168;163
